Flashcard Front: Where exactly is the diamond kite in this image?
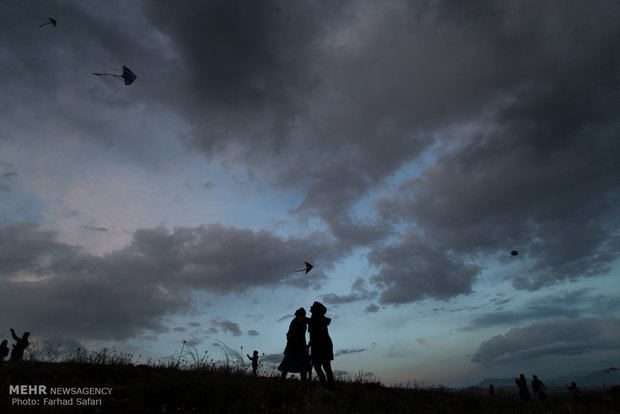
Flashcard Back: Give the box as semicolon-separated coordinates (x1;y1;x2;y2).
294;261;313;274
39;18;57;28
93;65;137;85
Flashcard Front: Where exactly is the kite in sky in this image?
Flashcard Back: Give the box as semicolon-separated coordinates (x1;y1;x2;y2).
39;18;57;28
511;250;519;256
294;261;313;274
93;65;137;85
603;367;619;373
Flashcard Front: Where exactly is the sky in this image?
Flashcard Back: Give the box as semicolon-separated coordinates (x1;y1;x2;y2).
1;0;620;387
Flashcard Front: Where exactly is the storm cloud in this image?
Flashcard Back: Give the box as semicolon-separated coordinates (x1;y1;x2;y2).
463;289;620;331
369;232;481;303
3;1;620;305
471;317;620;367
1;0;619;381
0;222;332;341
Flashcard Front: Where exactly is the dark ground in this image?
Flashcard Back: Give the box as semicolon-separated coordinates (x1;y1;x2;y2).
2;361;620;413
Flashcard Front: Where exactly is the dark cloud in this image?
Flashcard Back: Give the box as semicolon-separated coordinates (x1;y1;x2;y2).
368;232;481;304
471;317;620;367
374;118;620;297
0;223;81;279
464;307;576;332
139;1;404;251
463;289;596;331
0;222;333;342
335;348;366;356
322;293;363;305
365;304;379;313
128;224;333;293
210;319;242;337
322;277;375;305
139;0;347;173
491;296;512;308
465;289;620;331
144;0;329;109
0;0;619;333
0;1;190;170
369;1;620;301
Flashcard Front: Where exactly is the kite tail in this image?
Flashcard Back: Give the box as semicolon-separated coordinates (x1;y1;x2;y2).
92;72;123;79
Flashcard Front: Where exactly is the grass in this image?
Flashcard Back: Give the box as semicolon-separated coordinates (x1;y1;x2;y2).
1;347;619;413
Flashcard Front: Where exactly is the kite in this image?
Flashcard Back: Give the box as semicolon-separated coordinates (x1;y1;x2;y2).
39;18;57;28
603;367;619;373
294;261;313;274
92;65;137;85
510;250;519;256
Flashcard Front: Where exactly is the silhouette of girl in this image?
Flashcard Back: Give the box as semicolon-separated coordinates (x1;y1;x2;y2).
308;301;334;389
515;374;530;400
278;308;310;382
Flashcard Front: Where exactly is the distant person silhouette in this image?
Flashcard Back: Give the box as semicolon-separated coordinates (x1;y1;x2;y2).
515;374;530;400
0;340;9;362
247;350;259;375
531;375;547;401
488;384;495;397
308;301;334;390
278;308;310;383
10;329;30;361
566;381;582;401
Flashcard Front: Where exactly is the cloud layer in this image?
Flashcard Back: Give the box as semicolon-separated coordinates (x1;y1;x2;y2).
1;1;620;356
471;317;620;367
0;223;331;341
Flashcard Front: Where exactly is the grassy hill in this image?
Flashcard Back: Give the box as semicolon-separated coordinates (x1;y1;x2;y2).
2;359;620;413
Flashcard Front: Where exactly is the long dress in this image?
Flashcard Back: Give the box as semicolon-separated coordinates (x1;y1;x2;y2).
277;317;309;373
